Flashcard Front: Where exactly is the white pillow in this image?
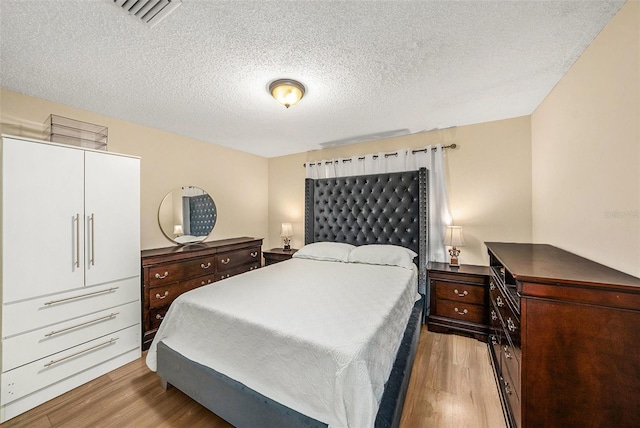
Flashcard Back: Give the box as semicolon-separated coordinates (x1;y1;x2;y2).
347;244;417;270
292;242;356;263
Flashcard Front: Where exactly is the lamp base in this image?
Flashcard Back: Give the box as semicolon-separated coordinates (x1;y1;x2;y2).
283;244;291;251
448;247;461;267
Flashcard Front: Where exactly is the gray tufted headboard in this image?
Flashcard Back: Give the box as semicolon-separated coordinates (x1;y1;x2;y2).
304;168;428;274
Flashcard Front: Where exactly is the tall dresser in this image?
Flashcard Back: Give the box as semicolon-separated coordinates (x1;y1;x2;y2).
485;242;640;428
141;237;262;350
0;135;141;422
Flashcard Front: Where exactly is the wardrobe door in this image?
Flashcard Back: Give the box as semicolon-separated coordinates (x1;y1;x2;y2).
84;151;140;286
2;138;85;302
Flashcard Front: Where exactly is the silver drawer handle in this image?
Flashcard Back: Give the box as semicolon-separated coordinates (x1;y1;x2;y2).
454;307;468;315
44;337;118;368
454;289;468;297
250;252;258;258
503;345;512;359
250;266;257;270
201;262;211;269
507;317;517;332
156;291;169;300
155;314;164;320
201;279;212;285
155;271;169;279
491;310;497;321
44;312;119;338
496;296;505;307
220;258;230;265
504;380;512;395
221;274;230;279
43;287;119;306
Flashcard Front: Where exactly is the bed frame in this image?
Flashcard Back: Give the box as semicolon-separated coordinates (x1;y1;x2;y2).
157;168;428;427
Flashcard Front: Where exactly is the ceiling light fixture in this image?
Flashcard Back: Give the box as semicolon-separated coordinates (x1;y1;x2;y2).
269;79;306;108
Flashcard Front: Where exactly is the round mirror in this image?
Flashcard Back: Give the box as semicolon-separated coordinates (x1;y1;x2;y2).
158;186;217;245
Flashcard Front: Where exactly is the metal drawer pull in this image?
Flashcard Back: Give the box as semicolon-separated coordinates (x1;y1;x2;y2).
156;291;169;299
503;345;512;359
201;279;212;285
250;252;258;258
221;274;230;279
155;314;164;320
250;266;257;270
44;337;118;368
454;289;468;297
507;317;517;332
454;307;468;315
220;258;230;265
491;335;498;345
43;287;119;306
201;262;212;269
489;280;496;290
44;312;119;337
491;310;497;321
504;380;512;395
155;271;169;279
496;296;505;307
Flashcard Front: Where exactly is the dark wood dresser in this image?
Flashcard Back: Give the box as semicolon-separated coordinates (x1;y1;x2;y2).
141;237;262;350
427;262;491;341
486;242;640;428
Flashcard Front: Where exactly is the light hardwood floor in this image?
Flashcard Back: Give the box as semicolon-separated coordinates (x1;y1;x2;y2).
1;328;505;428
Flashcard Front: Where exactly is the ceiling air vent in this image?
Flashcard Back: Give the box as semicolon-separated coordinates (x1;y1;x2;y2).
111;0;182;28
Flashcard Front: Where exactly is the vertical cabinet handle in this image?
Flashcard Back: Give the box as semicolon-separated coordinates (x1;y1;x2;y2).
89;213;95;266
74;213;80;268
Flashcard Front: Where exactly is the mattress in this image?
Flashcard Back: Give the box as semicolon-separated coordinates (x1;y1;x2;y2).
146;257;418;428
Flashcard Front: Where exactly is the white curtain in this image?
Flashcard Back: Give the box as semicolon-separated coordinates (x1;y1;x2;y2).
304;145;452;268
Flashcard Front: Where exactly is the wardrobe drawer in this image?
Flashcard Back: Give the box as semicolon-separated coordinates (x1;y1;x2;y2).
216;247;261;271
148;256;216;287
148;274;215;309
217;261;260;281
2;277;140;337
434;280;486;305
2;301;139;372
1;324;139;405
433;299;485;324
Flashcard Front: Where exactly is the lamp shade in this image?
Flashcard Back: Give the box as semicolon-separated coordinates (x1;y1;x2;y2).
173;224;183;235
280;223;293;237
269;79;305;108
443;226;465;247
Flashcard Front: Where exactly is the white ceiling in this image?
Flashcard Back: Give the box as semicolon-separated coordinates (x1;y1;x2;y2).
0;0;625;158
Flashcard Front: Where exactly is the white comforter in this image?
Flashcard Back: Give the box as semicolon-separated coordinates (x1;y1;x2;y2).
146;257;418;428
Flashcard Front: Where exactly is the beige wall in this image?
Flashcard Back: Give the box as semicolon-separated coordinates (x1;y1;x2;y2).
531;1;639;277
268;116;533;266
0;89;269;250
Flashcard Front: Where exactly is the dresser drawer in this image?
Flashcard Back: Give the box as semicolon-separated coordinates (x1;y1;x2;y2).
434;280;486;305
2;301;139;372
433;299;485;324
1;324;139;405
2;277;140;337
216;247;261;271
149;307;169;330
149;274;216;309
217;261;260;281
148;256;216;287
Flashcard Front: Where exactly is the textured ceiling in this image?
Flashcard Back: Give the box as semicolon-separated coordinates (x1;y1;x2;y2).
0;0;625;158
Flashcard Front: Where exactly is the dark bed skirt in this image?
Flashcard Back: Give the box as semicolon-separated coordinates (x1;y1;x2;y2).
157;298;423;428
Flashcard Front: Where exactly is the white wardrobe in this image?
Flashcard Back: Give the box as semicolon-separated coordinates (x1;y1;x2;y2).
0;135;141;422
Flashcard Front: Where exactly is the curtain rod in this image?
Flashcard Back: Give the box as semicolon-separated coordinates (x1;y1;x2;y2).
303;143;457;167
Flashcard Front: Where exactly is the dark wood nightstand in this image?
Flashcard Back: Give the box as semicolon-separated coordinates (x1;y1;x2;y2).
427;262;491;341
263;248;298;266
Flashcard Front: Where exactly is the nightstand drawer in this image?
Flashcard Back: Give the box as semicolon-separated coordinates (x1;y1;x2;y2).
433;299;485;324
434;280;486;305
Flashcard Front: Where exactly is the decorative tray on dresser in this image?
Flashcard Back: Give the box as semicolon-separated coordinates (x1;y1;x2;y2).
427;262;491;340
141;237;262;350
485;242;640;428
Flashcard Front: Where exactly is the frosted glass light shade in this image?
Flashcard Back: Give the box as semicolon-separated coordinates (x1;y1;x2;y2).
269;79;305;108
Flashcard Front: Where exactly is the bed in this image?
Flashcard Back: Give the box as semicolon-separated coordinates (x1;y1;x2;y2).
146;168;428;428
